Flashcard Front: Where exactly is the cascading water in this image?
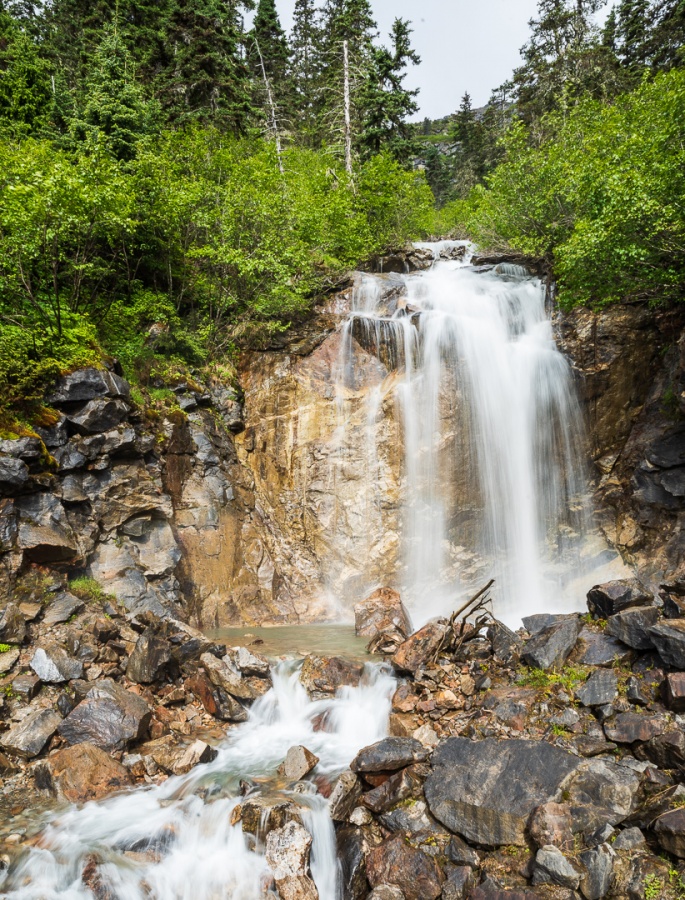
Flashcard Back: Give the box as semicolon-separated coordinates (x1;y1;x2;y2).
0;661;396;899
332;243;622;627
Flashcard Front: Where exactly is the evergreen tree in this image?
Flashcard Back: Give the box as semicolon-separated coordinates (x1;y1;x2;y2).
423;142;453;206
616;0;651;71
647;0;685;70
250;0;289;86
159;0;254;132
69;28;160;160
289;0;320;143
0;8;53;134
358;18;420;164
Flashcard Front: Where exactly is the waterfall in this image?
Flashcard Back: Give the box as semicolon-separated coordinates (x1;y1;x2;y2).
331;243;621;627
1;662;396;899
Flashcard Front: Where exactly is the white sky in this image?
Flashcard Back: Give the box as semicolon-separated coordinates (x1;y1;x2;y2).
272;0;542;119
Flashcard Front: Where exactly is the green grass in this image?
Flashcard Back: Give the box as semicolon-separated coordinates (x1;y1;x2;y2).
68;576;115;605
0;643;12;653
517;666;588;694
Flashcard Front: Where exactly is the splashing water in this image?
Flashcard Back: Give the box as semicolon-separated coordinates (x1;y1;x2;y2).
332;244;623;627
1;661;396;899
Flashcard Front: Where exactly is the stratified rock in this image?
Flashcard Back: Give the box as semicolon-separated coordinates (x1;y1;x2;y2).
532;846;581;889
299;655;364;700
283;745;319;780
48;367;130;405
0;603;27;643
650;619;685;668
351;737;429;774
655;808;685;858
488;621;523;663
528;802;574;851
391;623;448;674
662;672;685;711
329;771;362;822
200;652;255;700
424;738;580;846
576;628;632;667
30;645;84;683
43;592;85;626
58;678;151;751
34;741;132;801
1;708;61;758
604;712;666;744
575;670;617;708
605;607;658;650
0;456;29;491
560;758;640;833
521;617;582;671
16;492;78;563
587;579;653;618
362;764;426;814
337;825;367;900
354;587;412;646
365;835;444;900
126;629;172;684
579;845;613;900
265;821;319;900
65;398;130;435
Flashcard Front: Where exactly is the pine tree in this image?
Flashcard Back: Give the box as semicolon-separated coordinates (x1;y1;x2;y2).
250;0;289;86
358;18;420;164
616;0;650;71
289;0;320;143
0;8;53;135
69;28;160;160
645;0;685;71
159;0;254;132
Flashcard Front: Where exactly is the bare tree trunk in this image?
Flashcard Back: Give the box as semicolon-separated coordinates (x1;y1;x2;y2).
254;36;284;175
343;39;353;175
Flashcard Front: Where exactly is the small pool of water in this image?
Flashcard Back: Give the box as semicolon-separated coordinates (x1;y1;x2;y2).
207;624;373;661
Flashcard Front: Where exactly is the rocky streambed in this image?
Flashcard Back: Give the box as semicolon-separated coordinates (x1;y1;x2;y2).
2;577;685;898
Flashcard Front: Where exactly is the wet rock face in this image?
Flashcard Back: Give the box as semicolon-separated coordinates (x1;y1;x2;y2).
57;678;152;751
265;821;319;900
299;655;364;699
34;741;132;802
424;738;580;846
365;834;445;900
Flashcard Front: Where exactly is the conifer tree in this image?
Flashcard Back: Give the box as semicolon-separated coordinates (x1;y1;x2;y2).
616;0;650;71
0;8;52;134
250;0;289;86
358;18;420;164
289;0;320;143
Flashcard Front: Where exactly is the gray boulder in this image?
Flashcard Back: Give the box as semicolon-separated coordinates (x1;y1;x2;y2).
351;738;429;774
57;678;151;751
30;645;84;683
650;619;685;668
579;845;613;900
0;603;27;643
1;708;61;758
65;398;130;435
521;617;582;670
43;592;85;626
655;808;685;858
604;712;666;744
126;629;172;684
532;846;581;890
575;670;617;708
424;737;580;846
587;579;653;618
605;607;659;650
48;367;130;405
576;629;632;667
0;457;29;491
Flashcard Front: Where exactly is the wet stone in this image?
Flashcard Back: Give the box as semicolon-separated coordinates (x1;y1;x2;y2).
282;745;319;780
587;578;653;618
351;737;429;774
391;622;448;674
1;708;61;758
605;606;659;650
650;619;685;669
34;741;132;802
329;771;362;822
576;628;632;667
299;655;364;700
521;617;582;671
575;670;617;708
488;621;523;663
225;645;270;677
354;587;412;642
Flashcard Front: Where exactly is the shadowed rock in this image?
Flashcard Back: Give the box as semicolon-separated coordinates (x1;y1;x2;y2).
365;834;444;900
587;579;653;618
351;737;429;773
58;678;151;751
606;607;658;650
521;617;582;671
650;619;685;668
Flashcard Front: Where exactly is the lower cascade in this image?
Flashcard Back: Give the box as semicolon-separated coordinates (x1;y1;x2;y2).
329;243;622;626
1;662;396;899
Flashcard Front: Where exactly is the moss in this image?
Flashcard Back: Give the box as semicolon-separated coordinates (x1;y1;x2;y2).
68;576;116;605
0;643;12;653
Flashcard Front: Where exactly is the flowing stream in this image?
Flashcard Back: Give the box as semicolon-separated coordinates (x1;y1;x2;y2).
1;661;396;899
331;243;623;627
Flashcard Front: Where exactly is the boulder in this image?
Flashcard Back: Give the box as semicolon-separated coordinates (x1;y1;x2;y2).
337;825;367;900
48;367;130;405
1;708;61;758
522;613;571;634
57;678;151;751
265;821;319;900
527;802;574;851
240;796;303;838
299;655;364;699
138;735;217;776
186;671;247;722
365;835;444;900
34;741;132;801
532;845;581;890
0;603;27;643
126;629;172;684
367;888;405;900
351;737;429;774
662;672;685;711
225;645;270;677
579;846;613;900
362;763;426;814
587;579;653;618
0;646;20;674
575;670;617;707
655;808;685;858
282;745;319;781
604;712;666;744
521;617;582;670
650;619;685;668
43;592;85;626
381;799;442;836
329;771;362;821
16;491;78;563
424;738;580;846
560;757;641;832
612;827;645;850
643;730;685;769
576;628;632;667
65;398;130;435
447;835;480;869
354;587;412;647
488;621;523;663
200;652;256;701
0;456;29;491
391;622;448;674
30;645;84;683
605;607;659;650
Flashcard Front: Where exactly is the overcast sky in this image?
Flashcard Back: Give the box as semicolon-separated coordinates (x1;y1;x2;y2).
270;0;544;120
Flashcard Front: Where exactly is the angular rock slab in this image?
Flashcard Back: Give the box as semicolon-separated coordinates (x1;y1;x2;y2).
391;622;449;674
299;655;364;700
283;745;319;781
587;579;653;618
265;821;318;900
576;628;633;667
48;367;130;405
30;645;84;683
605;606;659;650
521;617;582;671
575;669;617;707
1;708;61;758
355;587;412;640
424;737;580;846
604;712;667;745
650;619;685;669
662;672;685;711
34;741;132;802
42;592;85;626
365;834;444;900
532;845;581;889
126;629;172;684
351;737;429;774
57;678;151;751
655;808;685;858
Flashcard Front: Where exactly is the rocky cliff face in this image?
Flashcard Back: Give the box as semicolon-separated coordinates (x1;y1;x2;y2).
556;300;685;589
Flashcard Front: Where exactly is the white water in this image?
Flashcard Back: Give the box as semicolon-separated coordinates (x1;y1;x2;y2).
1;661;396;899
334;244;622;627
